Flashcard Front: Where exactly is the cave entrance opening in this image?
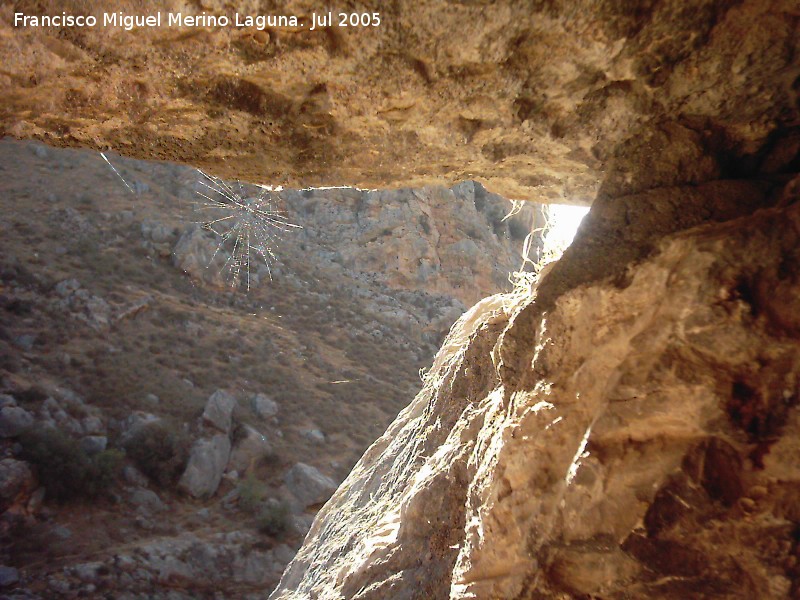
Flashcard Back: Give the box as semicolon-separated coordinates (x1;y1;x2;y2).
540;203;589;264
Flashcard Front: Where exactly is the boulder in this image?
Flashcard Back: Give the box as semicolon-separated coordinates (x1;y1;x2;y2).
0;406;34;437
228;425;271;474
130;488;167;514
283;463;337;509
272;544;296;567
122;465;150;488
80;416;105;436
178;435;231;498
251;393;279;419
302;429;325;444
72;562;105;584
120;412;161;444
141;220;177;244
79;436;107;455
0;566;19;587
54;278;80;297
172;226;230;287
202;390;236;434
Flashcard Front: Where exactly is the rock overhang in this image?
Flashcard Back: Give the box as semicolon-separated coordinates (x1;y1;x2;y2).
1;0;797;204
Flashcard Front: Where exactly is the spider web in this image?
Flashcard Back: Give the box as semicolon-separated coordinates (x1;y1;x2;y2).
193;169;301;291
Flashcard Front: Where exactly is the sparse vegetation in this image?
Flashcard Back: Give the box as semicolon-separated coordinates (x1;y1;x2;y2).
256;501;290;537
122;421;190;487
18;427;123;502
237;473;268;514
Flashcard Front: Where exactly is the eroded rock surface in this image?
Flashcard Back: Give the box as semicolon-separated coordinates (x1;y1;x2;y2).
272;181;800;598
2;2;799;598
2;1;797;202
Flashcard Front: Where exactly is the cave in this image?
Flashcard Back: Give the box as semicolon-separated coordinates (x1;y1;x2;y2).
1;1;799;598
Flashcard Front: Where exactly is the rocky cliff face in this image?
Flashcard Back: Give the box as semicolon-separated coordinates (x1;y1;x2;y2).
271;176;800;600
281;182;541;307
2;1;797;203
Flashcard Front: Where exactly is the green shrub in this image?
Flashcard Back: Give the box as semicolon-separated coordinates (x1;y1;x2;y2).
123;422;190;487
257;501;290;537
18;428;123;502
237;473;267;514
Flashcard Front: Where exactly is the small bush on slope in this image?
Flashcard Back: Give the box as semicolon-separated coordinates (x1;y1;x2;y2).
19;427;123;502
123;421;190;487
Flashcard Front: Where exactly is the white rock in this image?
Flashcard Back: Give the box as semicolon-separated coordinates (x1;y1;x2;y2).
120;412;161;444
251;393;279;419
178;435;231;498
202;390;236;433
283;463;337;509
302;429;325;444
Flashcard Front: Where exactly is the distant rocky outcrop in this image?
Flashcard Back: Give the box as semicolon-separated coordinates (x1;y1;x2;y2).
282;182;540;306
170;180;541;308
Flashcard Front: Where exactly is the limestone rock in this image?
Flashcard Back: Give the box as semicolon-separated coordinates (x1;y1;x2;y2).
5;1;797;206
141;220;177;244
122;465;150;488
172;227;232;288
202;390;236;434
227;425;271;474
302;429;325;444
251;394;278;419
178;435;231;498
54;279;80;298
285;184;539;306
130;489;167;514
283;463;337;509
271;196;800;599
0;406;34;438
55;286;112;331
120;412;161;444
80;416;105;436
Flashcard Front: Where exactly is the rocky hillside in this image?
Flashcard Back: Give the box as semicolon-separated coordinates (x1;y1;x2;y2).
0;138;540;599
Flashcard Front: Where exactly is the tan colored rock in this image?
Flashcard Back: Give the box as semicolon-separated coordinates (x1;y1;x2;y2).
272;193;800;599
2;2;799;598
1;1;797;202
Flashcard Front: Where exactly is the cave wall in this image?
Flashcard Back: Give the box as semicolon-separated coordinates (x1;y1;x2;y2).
1;0;798;202
3;1;800;598
270;175;800;600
